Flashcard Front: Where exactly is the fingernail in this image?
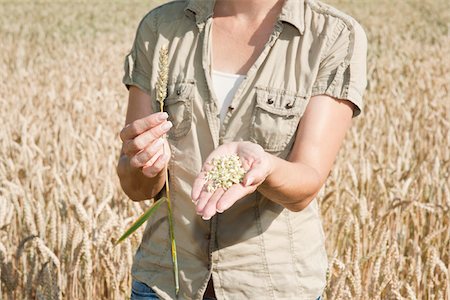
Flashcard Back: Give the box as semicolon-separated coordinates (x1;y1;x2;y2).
245;177;253;187
202;215;212;220
151;138;164;150
216;209;224;213
161;121;173;131
158;112;168;121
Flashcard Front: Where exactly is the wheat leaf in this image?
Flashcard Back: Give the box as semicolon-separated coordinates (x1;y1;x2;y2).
115;197;167;245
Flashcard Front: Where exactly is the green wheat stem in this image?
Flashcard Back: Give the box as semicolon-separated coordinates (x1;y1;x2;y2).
156;46;179;295
165;168;179;295
115;197;167;245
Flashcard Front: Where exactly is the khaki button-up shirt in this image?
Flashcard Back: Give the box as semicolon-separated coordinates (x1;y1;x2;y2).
122;0;367;299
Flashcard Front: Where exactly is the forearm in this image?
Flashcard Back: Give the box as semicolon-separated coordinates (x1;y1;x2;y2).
116;154;166;201
257;154;322;212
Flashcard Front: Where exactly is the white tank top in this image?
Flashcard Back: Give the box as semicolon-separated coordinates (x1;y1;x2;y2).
211;70;245;124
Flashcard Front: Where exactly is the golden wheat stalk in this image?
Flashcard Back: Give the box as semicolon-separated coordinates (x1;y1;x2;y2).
116;46;179;294
156;46;179;295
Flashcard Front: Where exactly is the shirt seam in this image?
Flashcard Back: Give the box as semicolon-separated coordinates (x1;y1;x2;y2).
321;20;347;62
285;211;306;298
255;203;276;298
308;1;361;116
124;69;151;94
307;0;357;67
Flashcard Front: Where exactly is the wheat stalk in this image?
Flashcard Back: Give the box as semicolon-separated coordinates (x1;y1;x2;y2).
155;46;179;295
116;46;179;295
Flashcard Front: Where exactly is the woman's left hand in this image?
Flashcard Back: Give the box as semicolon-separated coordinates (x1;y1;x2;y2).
191;141;273;220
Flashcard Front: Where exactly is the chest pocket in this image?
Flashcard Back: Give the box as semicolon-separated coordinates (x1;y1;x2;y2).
249;87;308;152
163;81;194;140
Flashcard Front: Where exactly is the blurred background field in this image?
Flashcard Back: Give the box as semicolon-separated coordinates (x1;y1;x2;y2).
0;0;449;299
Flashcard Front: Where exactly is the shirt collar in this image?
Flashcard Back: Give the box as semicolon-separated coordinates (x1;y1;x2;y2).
185;0;305;34
184;0;214;24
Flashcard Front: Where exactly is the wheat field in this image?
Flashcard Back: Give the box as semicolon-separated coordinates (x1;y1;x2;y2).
0;0;449;299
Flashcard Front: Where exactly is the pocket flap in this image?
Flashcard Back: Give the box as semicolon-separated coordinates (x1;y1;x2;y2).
255;88;307;117
165;81;195;105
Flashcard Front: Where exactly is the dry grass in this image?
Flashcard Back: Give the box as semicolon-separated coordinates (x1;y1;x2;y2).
0;0;449;299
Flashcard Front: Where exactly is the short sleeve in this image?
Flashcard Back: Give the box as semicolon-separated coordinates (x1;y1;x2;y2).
311;20;368;117
122;15;156;95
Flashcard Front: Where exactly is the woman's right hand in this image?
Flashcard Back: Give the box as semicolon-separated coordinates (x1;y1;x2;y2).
119;112;173;178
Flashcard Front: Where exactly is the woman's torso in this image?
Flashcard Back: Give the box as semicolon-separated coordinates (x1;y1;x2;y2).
123;0;366;299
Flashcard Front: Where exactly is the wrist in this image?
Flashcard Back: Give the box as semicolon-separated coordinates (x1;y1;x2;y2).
266;151;276;178
259;150;277;187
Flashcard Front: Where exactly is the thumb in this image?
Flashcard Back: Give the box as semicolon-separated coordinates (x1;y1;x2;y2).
243;166;265;187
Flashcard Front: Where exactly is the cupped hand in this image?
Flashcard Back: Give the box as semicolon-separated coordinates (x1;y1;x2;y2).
120;112;172;178
191;141;273;220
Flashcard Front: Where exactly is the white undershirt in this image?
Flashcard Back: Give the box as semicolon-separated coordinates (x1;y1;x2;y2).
211;70;245;124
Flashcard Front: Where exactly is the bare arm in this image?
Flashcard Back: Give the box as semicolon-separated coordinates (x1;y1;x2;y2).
192;95;354;218
117;86;172;201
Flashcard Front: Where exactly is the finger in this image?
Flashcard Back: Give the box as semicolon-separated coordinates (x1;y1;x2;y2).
120;112;168;141
200;188;225;220
195;186;214;215
242;166;265;187
240;157;253;173
216;184;254;212
192;160;217;201
145;147;164;168
191;171;208;202
129;138;164;168
141;151;169;178
123;121;172;156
